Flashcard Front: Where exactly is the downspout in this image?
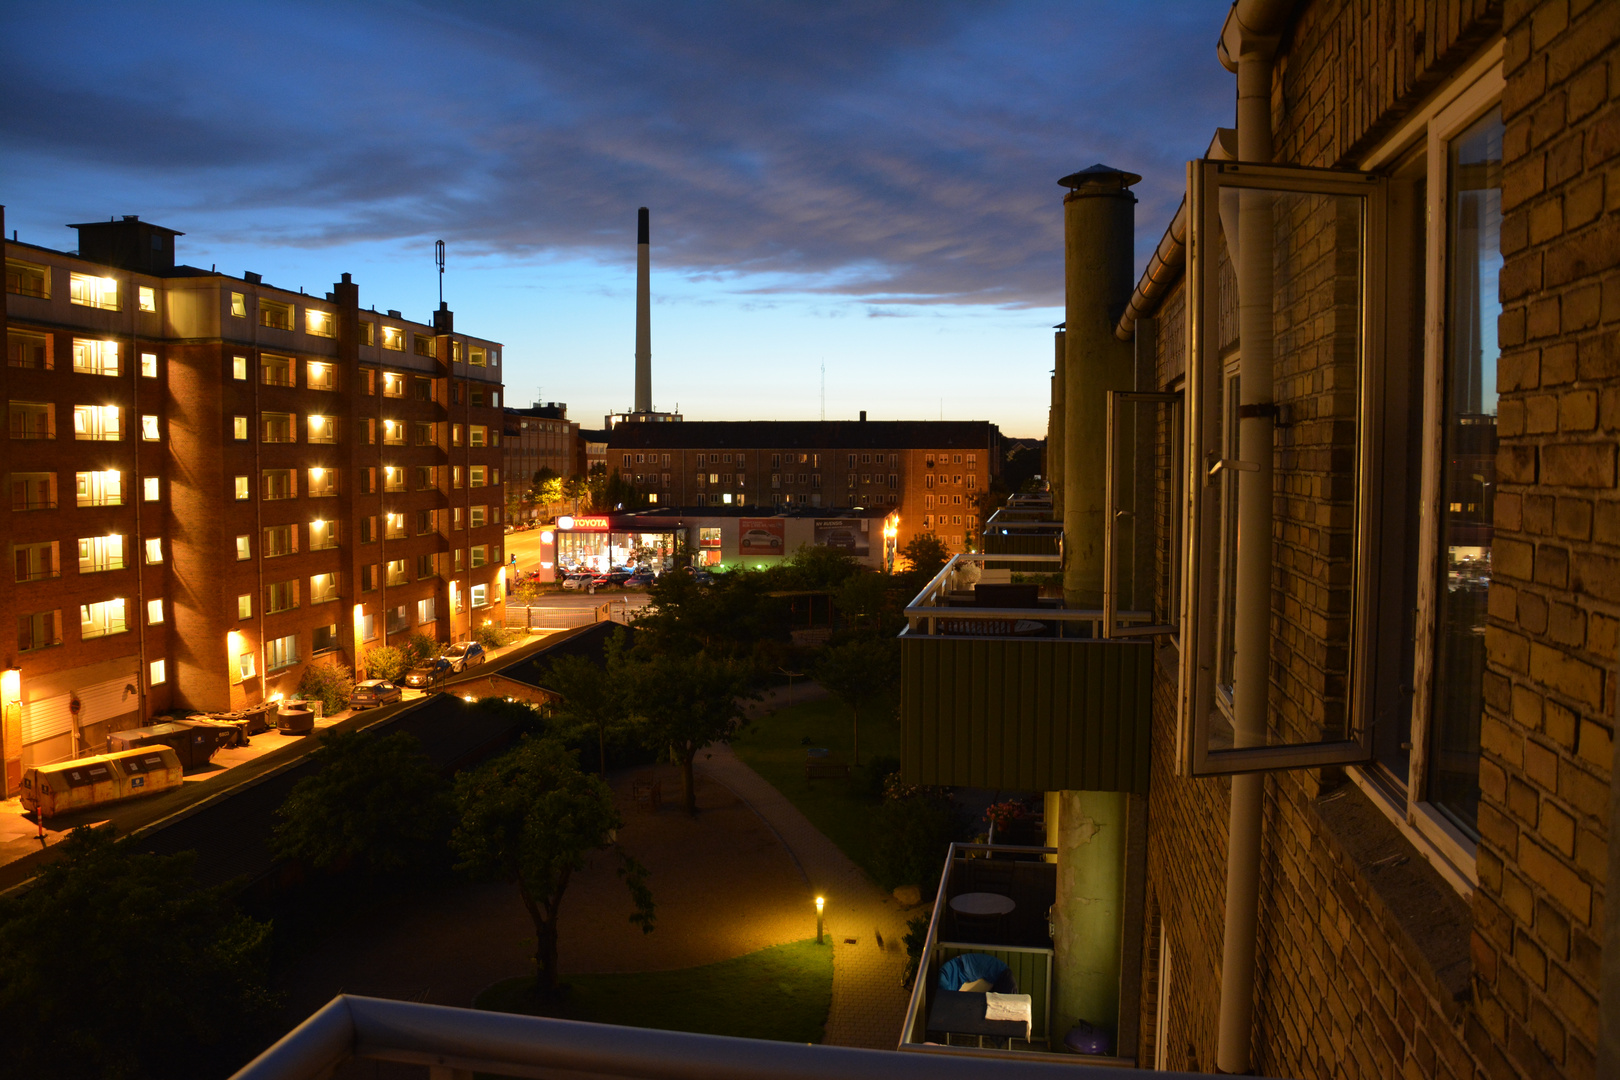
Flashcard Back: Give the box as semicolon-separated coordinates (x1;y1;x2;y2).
130;270;148;725
1049;327;1065;519
1216;1;1290;1074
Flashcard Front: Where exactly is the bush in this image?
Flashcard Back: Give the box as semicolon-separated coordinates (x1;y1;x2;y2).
474;622;516;650
365;645;406;682
296;662;355;716
901;912;932;989
403;632;439;667
854;754;902;802
872;793;959;893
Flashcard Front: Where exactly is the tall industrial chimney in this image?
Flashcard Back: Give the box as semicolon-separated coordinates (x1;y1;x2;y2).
634;207;652;414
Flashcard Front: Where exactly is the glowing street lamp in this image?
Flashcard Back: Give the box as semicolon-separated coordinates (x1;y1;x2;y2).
815;895;825;944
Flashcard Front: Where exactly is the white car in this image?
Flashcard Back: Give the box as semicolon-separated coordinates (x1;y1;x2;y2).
561;574;591;590
740;528;782;550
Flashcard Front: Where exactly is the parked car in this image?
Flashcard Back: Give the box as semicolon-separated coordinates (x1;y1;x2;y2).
626;571;655;587
350;680;403;710
441;641;487;671
403;659;451;689
503;524;515;534
561;573;591;590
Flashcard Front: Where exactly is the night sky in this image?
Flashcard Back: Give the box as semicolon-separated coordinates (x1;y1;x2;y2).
3;2;1234;437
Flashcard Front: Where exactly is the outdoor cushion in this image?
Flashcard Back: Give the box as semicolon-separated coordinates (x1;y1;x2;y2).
938;953;1015;994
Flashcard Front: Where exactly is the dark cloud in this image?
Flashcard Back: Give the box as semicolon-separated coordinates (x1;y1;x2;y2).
0;0;1232;308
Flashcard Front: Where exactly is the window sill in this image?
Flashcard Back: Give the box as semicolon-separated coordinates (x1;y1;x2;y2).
1347;766;1478;897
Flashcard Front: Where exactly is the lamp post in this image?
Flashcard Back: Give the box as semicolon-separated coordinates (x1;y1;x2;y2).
815;895;825;945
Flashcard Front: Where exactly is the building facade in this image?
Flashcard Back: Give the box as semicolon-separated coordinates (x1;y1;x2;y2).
503;402;580;486
2;213;507;790
605;418;1001;555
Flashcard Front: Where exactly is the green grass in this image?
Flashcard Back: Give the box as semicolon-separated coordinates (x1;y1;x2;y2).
730;696;899;881
476;939;833;1043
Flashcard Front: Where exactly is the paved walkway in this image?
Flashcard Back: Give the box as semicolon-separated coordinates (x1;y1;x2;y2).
698;684;918;1051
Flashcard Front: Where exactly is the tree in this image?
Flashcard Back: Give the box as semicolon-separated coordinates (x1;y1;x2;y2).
622;649;756;814
296;660;356;716
814;637;899;766
365;644;406;682
834;570;901;637
403;631;439;668
561;474;589;513
899;535;950;581
0;827;276;1080
452;736;653;994
533;466;563;506
270;730;451;877
541;633;631;776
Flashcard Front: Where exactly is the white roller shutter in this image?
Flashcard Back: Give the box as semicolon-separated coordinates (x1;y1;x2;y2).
76;676;138;726
22;694;73;743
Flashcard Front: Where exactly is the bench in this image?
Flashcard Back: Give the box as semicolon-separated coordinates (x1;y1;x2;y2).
805;758;851;780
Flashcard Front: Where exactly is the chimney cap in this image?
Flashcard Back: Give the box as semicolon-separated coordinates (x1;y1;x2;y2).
637;207;649;245
1057;163;1142;191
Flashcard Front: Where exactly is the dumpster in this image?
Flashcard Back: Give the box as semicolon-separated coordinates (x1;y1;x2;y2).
109;721;231;770
21;746;183;818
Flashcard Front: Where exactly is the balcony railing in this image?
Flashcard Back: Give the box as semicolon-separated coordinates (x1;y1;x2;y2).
900;553;1154;794
230;991;1205;1080
899;842;1133;1066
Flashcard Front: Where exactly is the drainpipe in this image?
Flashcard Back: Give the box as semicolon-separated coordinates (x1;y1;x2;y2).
1215;1;1289;1074
1050;328;1065;519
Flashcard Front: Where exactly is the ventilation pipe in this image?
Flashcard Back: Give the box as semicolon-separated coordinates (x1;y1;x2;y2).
1216;1;1290;1074
634;207;652;414
1050;327;1066;518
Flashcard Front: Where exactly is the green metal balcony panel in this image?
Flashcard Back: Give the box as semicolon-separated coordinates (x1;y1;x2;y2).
902;637;1151;794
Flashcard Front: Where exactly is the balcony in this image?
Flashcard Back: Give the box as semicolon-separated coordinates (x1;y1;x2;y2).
980;506;1062;571
900;552;1154;794
898;842;1132;1065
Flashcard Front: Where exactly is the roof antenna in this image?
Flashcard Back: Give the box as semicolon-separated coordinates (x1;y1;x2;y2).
820;359;826;422
434;239;446;306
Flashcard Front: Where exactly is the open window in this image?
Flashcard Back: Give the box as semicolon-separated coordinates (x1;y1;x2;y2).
1178;159;1386;776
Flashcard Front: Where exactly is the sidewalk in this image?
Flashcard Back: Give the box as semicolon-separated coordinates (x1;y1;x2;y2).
698;684;916;1051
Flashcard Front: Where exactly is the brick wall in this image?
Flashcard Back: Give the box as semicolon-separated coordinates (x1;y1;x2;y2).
1473;0;1619;1075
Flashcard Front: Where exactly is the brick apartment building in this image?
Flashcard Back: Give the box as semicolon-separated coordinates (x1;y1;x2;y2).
2;212;507;791
605;418;1002;554
503;401;582;486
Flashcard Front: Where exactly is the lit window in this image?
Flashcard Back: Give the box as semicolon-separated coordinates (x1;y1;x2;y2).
382;372;405;397
69;273;119;310
305;308;335;337
386;559;408;586
469;345;487;367
471;584;489;608
143;476;160;502
470;506;487;528
233;355;248;380
418;597;437;624
261;412;293;443
263;525;296;558
309;573;338;605
471;545;487;568
144;538;162;564
147;599;163;624
309;519;338;550
140;353;157;377
266;633;298;670
72;339;120;376
262;469;294;500
265;580;298;614
149;658;166;685
75;470;122;507
238;594;252;619
307;362;335;390
138;286;156;313
261;354;292;387
307;467;336;498
77;535;125;573
231;292;246;317
233;416;248;440
238;650;256;682
141;415;160;441
470;466;487;488
235;475;250;501
259;299;292;330
80;598;127;639
236;535;251;561
381;326;405;351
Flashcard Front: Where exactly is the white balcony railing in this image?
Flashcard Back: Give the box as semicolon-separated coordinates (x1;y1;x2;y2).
902;553;1155;639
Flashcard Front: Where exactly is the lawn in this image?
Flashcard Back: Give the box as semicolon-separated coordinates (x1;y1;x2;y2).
476;939;832;1043
730;694;899;882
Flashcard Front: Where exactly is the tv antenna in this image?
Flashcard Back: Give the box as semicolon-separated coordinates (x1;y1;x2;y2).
434;239;446;305
820;359;825;421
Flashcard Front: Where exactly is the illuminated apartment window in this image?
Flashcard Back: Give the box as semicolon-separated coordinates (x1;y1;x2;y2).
417;597;437;624
230;292;246;318
9;402;55;440
73;406;122;442
17;610;61;651
305;308;335;337
307;414;335;443
468;344;487;367
471;583;488;608
262;412;293;443
307;468;336;498
469;425;487;447
233;416;248;440
262;469;294;500
140;352;157;377
72;339;121;376
236;535;251;561
386;559;409;586
413;334;435;358
453;507;463;530
149;659;166;685
452;466;464;489
265;580;298;614
144;538;162;564
467;465;488;488
309;573;339;605
263;525;296;558
233;475;250;501
147;599;164;624
141;415;160;441
138;286;156;313
14;541;57;582
382;372;405;398
6;259;50;298
7;329;51;369
312;624;338;654
383;466;405;493
454;548;464;571
266;633;298;670
80;598;127;638
12;471;56;510
360;611;377;640
261;354;292;387
470;506;487;528
382;419;405;446
259;299;293;330
308;519;338;551
360;321;375;346
381;326;405;351
385;513;406;539
307;361;336;390
470;545;487;569
142;476;159;502
75;470;123;507
238;594;252;619
238;650;256;682
69;273;119;310
452;425;463;447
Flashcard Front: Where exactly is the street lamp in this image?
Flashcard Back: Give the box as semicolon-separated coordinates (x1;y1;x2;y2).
815;895;825;944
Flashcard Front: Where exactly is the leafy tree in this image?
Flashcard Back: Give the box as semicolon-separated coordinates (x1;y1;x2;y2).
403;631;439;667
899;535;950;581
541;633;631;776
637;567;788;664
533;466;564;506
474;622;516;650
270;730;451;876
296;660;356;716
873;792;959;893
774;543;862;590
452;736;653;994
622;649;756;815
0;827;276;1080
833;570;902;637
814;637;899;766
561;473;589;512
365;644;406;682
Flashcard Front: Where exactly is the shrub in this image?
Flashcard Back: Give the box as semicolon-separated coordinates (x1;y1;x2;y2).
296;662;355;716
854;754;902;802
901;912;932;989
403;632;439;667
872;793;959;893
474;622;516;650
365;645;406;682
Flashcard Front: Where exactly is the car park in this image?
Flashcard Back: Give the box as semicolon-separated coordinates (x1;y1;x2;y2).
626;571;655;586
561;574;592;590
441;641;487;671
350;680;403;710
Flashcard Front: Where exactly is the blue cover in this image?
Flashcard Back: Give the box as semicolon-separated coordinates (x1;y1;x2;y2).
937;953;1016;994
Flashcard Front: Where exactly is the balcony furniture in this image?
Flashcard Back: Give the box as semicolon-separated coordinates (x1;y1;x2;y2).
804;748;850;780
632;775;662;812
973;584;1040;609
927;989;1033;1047
949;892;1016;917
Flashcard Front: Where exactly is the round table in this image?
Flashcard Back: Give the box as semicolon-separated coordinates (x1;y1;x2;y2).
949;892;1016;917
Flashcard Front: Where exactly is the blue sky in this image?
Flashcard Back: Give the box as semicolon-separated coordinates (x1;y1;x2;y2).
3;2;1234;437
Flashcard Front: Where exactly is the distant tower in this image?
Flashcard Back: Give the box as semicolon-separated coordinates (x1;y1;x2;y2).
634;207;652;413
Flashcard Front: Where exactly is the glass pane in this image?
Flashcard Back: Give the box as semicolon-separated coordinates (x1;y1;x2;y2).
1428;108;1502;837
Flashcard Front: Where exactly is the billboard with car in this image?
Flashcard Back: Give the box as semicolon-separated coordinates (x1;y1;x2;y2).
814;518;869;556
737;518;785;556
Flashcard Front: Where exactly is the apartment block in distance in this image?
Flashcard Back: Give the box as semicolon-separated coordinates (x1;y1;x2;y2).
606;417;1001;554
2;210;507;792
